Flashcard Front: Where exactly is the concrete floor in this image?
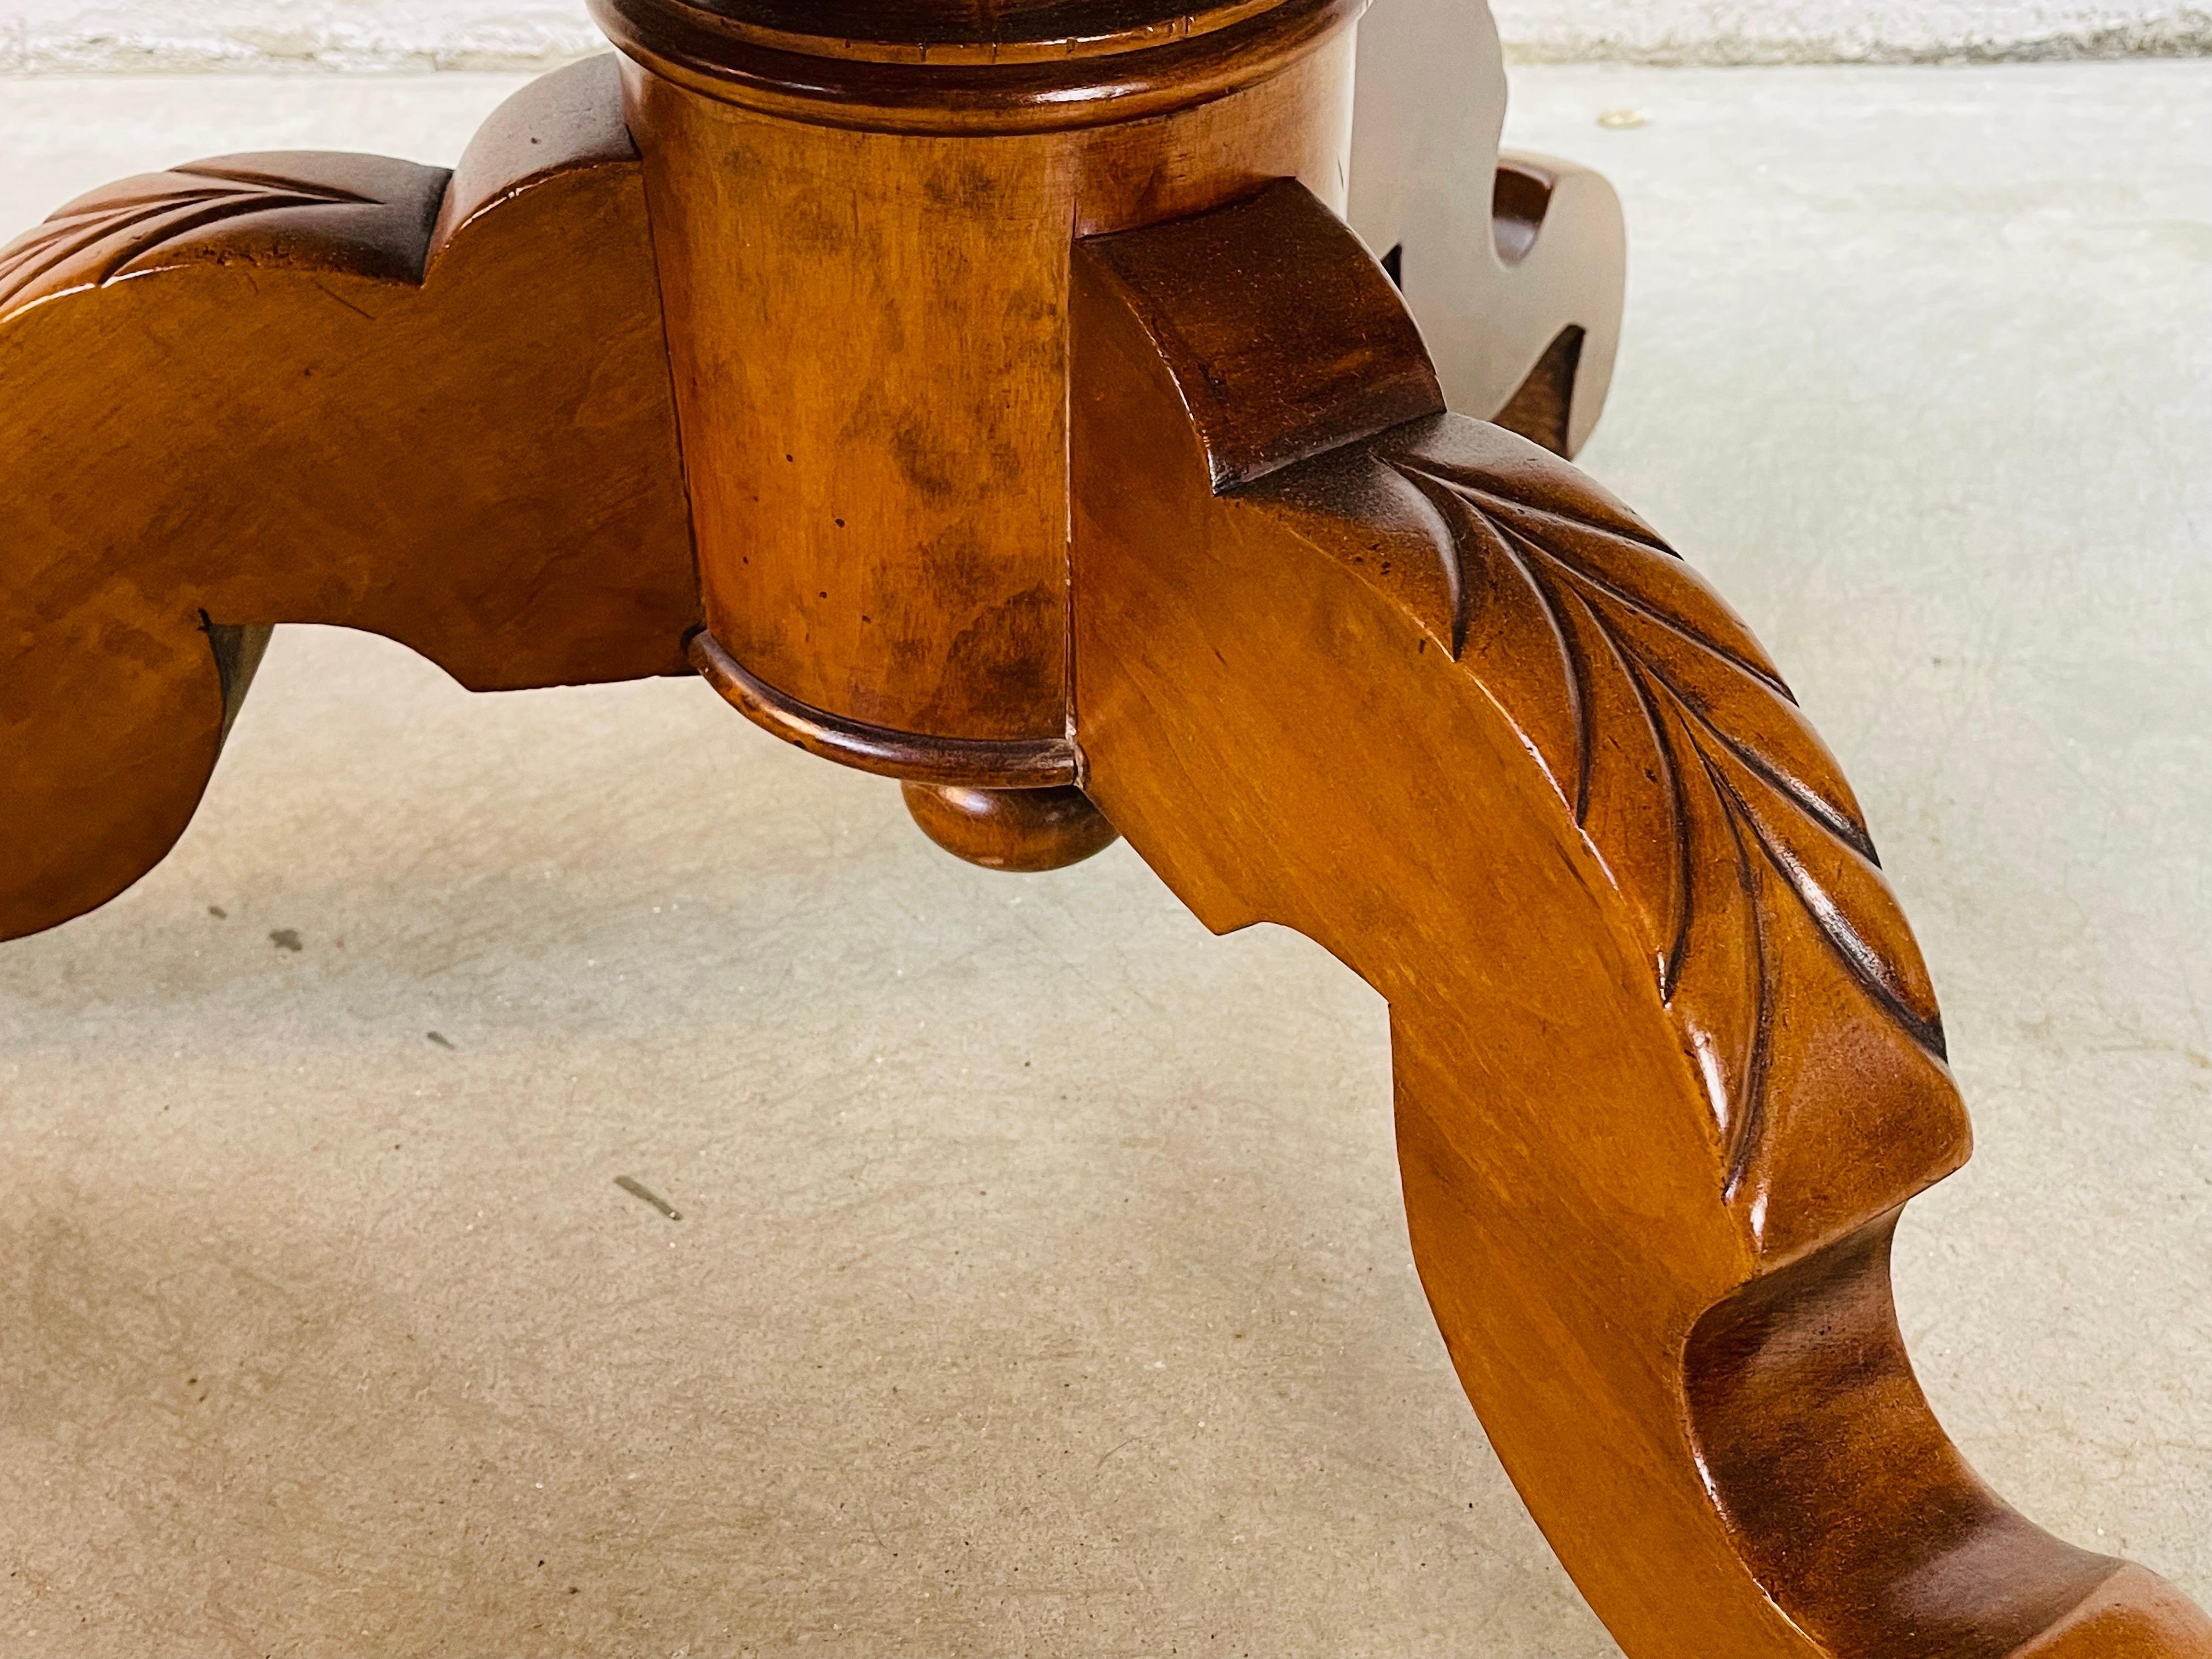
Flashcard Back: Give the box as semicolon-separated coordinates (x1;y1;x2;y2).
1;59;2208;1659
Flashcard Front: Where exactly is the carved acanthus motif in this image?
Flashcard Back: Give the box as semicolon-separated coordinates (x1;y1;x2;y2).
1369;426;1947;1190
0;167;372;314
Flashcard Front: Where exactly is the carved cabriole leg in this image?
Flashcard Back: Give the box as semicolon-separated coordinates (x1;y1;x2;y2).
0;56;696;944
1069;182;2212;1658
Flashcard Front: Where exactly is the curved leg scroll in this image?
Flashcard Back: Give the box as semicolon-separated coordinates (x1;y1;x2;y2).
1070;180;2211;1657
0;55;696;944
4;17;2197;1648
1349;0;1624;455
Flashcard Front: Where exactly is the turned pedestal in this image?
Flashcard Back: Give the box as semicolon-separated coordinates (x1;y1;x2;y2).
2;3;2205;1654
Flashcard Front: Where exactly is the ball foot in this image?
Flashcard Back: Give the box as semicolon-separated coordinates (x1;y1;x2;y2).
901;782;1120;873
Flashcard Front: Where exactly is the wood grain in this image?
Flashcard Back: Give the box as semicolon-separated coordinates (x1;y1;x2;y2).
900;782;1121;871
1069;176;2212;1659
1488;320;1584;456
1329;417;1949;1215
0;55;696;943
588;0;1363;134
625;24;1357;745
595;0;1297;60
14;13;2187;1654
689;628;1079;785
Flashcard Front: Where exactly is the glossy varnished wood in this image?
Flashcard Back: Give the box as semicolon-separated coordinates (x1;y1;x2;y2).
689;627;1078;785
0;55;696;943
588;0;1363;133
5;3;2199;1651
627;16;1357;747
1068;178;2212;1659
900;782;1121;872
600;0;1304;58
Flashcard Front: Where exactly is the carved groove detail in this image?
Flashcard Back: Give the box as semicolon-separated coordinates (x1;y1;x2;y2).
1372;428;1946;1191
0;167;372;312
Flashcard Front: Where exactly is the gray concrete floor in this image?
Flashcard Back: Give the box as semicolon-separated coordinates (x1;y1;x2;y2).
1;60;2208;1659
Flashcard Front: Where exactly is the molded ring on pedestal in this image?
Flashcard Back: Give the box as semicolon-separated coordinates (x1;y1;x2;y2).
586;0;1365;132
601;0;1293;65
689;628;1080;788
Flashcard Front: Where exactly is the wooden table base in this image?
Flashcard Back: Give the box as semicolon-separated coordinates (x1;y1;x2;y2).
3;3;2205;1654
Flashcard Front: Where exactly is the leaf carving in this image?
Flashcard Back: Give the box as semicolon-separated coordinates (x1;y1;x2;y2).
0;166;374;314
1362;424;1946;1195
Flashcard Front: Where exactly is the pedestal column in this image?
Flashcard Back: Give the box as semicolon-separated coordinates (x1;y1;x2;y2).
592;0;1363;770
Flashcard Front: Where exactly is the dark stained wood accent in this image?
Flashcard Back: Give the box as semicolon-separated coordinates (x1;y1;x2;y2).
612;0;1291;59
0;55;697;944
203;619;274;748
1069;177;2212;1659
588;0;1363;133
690;629;1080;787
1489;322;1584;456
1074;179;1442;489
1491;154;1554;264
1686;1214;2120;1659
901;782;1122;871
